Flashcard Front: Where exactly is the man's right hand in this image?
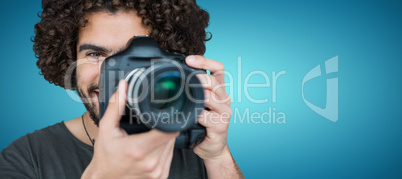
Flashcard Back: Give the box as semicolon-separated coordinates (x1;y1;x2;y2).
81;80;179;179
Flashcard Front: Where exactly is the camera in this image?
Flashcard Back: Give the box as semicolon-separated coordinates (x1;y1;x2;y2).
99;36;206;148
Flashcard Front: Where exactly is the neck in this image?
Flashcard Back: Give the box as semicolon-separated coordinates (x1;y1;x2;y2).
82;112;99;146
64;112;99;147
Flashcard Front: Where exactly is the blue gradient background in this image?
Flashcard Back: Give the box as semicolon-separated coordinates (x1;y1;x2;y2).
1;0;401;178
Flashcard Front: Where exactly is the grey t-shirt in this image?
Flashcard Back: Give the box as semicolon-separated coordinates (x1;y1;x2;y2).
0;122;207;179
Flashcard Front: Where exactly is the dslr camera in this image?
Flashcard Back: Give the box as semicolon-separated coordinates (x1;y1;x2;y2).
99;36;206;148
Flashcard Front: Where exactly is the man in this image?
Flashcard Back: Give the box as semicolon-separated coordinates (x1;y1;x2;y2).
0;0;243;178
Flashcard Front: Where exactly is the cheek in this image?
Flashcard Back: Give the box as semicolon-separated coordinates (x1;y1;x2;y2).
76;62;102;86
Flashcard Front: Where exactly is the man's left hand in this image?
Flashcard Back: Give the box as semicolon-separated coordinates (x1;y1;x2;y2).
185;55;232;160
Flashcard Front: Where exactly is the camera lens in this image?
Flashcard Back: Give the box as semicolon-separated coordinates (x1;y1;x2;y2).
126;61;204;132
151;71;186;110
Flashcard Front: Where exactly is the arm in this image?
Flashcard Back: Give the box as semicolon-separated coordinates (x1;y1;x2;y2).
186;55;245;179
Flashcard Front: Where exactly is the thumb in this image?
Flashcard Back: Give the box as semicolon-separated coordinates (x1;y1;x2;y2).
99;79;128;131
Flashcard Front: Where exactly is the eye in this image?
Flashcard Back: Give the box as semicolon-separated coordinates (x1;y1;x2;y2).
86;52;107;61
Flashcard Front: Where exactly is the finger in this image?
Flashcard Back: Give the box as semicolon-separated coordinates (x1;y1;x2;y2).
197;110;214;128
197;74;230;105
196;73;219;91
204;90;232;114
99;80;128;131
127;129;179;151
185;55;225;83
197;110;230;133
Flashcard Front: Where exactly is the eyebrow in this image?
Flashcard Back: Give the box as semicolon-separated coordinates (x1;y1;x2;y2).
78;44;111;53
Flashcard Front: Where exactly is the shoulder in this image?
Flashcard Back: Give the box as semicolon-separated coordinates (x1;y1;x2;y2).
0;122;92;178
10;122;67;150
1;122;67;158
5;122;92;156
0;122;65;178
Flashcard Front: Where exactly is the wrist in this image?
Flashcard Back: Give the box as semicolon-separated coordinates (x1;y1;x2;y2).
202;145;231;164
202;146;244;179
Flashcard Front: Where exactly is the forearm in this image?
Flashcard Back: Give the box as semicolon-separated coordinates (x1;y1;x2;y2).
203;147;244;179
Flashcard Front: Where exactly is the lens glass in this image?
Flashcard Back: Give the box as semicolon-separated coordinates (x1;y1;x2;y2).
151;71;185;110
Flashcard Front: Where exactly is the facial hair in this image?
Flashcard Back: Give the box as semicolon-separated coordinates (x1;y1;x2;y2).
76;84;100;126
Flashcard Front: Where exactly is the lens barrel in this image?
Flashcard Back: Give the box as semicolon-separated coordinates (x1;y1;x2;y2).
125;60;204;132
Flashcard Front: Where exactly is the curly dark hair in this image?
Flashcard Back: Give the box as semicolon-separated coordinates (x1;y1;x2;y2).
33;0;211;90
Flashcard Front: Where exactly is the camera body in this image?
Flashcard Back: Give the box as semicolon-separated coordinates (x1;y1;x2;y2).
99;36;206;148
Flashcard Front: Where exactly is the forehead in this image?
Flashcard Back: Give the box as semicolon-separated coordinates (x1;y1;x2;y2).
77;10;150;52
